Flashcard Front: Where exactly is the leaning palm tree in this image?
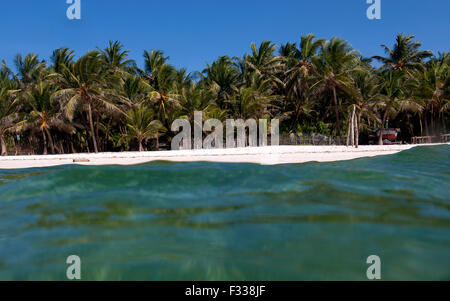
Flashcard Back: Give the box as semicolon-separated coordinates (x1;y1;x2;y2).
373;34;433;75
122;103;166;152
312;38;360;143
51;51;122;153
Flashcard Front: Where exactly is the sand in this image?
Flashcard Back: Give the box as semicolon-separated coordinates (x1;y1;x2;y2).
0;144;446;169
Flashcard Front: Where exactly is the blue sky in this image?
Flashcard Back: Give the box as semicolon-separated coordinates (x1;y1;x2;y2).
1;0;449;73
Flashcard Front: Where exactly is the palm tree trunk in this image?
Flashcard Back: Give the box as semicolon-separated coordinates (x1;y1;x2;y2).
44;128;55;154
87;103;99;153
356;111;361;148
351;105;355;147
378;109;389;145
332;87;341;144
1;134;7;156
419;115;423;136
431;106;435;135
346;115;351;147
95;116;100;152
139;139;144;152
42;130;48;155
70;137;76;154
442;112;447;134
156;136;159;151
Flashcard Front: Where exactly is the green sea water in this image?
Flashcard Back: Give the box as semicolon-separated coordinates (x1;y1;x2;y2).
0;145;449;280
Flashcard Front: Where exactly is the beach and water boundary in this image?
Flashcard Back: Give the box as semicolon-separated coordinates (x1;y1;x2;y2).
1;144;448;169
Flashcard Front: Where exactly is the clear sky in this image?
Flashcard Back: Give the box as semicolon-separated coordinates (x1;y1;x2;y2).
1;0;449;73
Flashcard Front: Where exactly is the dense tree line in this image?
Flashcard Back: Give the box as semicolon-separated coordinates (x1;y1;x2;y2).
0;33;448;155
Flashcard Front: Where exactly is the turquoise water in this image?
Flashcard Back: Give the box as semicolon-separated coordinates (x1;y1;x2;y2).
0;145;449;280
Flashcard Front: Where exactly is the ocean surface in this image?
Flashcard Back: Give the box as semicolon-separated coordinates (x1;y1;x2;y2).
0;145;449;280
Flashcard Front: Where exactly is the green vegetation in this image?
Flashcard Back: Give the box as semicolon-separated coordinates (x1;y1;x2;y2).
0;34;448;155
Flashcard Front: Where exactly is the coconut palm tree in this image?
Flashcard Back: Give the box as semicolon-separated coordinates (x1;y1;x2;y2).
312;38;359;143
244;41;283;78
0;78;20;156
50;48;75;74
122;103;166;152
351;69;381;147
373;34;433;75
230;73;276;120
52;51;122;153
281;34;325;130
414;53;449;135
21;81;59;154
202;56;239;110
377;70;419;144
178;84;216;121
14;54;47;88
98;40;135;75
140;49;169;86
148;64;180;125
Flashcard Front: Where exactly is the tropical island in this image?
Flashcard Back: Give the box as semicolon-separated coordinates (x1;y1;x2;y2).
0;34;448;159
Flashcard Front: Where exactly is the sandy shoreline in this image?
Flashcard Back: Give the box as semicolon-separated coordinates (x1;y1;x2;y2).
0;144;446;169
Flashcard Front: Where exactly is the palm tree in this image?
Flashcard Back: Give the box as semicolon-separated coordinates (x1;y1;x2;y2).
50;48;75;74
377;70;419;144
52;51;122;153
244;41;283;77
0;78;20;156
178;84;216;121
116;75;152;108
139;50;181;130
414;53;449;135
14;53;47;88
141;50;169;86
351;69;381;147
98;40;135;74
373;34;433;75
21;81;74;155
148;64;180;126
284;34;325;96
202;56;239;110
312;38;359;143
122;103;166;152
282;34;325;130
230;73;276;120
21;81;59;154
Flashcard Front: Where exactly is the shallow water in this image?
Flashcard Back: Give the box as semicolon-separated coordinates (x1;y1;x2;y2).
0;145;449;280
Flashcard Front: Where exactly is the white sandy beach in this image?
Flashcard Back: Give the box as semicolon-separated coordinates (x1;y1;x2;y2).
0;144;446;169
